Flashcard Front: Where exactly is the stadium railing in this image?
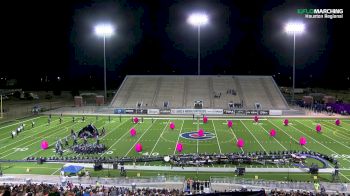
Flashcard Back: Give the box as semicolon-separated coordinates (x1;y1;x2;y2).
210;177;349;193
0;175;185;190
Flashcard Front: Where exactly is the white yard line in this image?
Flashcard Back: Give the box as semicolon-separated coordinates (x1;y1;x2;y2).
270;120;350;163
240;120;268;154
123;121;157;158
0;119;66;152
197;117;199;154
143;121;170;166
211;120;222;154
149;120;170;156
22;118;109;159
297;120;350;151
25;117;120;159
322;121;350;136
227;120;244;153
0;118;61;143
99;120;131;157
51;167;62;175
2;121;80;159
0;116;41;130
173;120;185;155
26;118;114;159
269;120;350;181
269;120;300;145
257;124;288;151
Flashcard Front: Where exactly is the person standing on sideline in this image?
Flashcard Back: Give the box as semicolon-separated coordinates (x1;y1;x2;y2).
31;121;35;128
48;117;51;125
65;137;69;146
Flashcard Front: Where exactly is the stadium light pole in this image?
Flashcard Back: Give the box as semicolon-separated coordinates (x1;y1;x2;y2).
285;22;305;105
95;24;114;102
188;13;208;75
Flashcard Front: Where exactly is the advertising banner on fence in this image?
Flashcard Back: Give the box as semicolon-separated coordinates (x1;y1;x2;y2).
269;110;282;116
258;110;270;115
246;110;258;115
159;109;171;114
125;109;136;114
170;109;223;115
235;110;246;115
114;108;125;114
223;110;234;114
136;109;148;114
147;109;160;115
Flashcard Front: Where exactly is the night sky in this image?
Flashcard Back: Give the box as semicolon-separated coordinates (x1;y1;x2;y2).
1;0;349;90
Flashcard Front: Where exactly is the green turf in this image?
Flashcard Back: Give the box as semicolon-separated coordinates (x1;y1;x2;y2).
0;162;63;175
1;115;350;182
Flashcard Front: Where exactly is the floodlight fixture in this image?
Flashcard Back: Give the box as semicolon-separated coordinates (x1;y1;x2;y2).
95;24;114;37
285;22;305;34
188;13;208;26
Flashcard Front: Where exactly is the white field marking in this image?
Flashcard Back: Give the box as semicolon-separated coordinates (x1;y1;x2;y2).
269;121;299;143
197;118;199;154
211;120;222;154
257;123;288;151
322;120;350;135
149;120;170;156
98;119;131;157
0;118;61;143
173;120;185;155
141;117;271;121
123;120;157;158
26;118;113;159
271;120;350;164
51;167;62;175
228;126;244;153
0;118;65;151
221;122;266;125
267;121;350;179
298;120;350;151
2;121;81;159
0;116;41;131
322;124;350;140
240;120;268;154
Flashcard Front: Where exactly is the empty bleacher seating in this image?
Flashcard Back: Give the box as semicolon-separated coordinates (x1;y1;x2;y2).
110;75;289;109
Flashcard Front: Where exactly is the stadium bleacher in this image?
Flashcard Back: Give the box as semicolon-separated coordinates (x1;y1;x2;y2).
110;75;289;110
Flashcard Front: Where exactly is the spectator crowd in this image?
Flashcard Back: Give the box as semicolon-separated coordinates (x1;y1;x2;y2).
0;183;347;196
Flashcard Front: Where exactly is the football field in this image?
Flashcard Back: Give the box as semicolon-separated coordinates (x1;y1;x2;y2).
1;115;350;181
